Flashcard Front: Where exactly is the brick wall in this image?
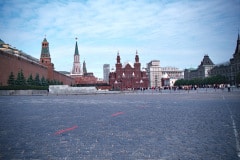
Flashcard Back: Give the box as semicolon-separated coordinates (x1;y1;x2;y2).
53;71;74;85
0;50;47;86
0;50;74;86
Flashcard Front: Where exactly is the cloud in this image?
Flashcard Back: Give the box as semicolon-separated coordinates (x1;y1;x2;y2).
0;0;239;78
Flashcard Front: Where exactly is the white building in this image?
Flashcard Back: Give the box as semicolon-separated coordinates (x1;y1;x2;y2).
146;60;184;88
146;60;162;88
161;66;184;79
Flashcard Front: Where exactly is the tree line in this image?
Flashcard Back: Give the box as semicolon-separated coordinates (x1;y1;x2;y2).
174;74;240;87
1;70;63;90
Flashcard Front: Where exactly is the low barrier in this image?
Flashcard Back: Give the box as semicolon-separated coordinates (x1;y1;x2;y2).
49;85;97;95
0;90;48;96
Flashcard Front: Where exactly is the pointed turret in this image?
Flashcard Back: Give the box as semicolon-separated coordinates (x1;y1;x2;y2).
74;41;79;55
134;50;140;71
115;51;122;74
71;38;82;75
40;38;50;58
117;51;121;64
40;37;52;65
135;50;139;63
234;33;240;56
39;37;54;80
83;60;87;74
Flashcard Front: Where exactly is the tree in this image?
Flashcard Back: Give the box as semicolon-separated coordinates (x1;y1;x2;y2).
215;75;227;84
41;76;48;86
27;74;34;86
20;70;26;85
34;73;41;86
15;70;26;86
7;72;15;86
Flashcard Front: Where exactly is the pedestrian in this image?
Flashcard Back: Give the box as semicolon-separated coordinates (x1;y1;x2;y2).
227;84;230;92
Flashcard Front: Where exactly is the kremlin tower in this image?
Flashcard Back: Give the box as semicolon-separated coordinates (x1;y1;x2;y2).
69;38;98;85
40;37;54;80
71;38;82;75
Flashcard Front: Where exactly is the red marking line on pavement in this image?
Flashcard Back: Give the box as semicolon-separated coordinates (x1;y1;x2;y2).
111;112;124;117
54;125;78;135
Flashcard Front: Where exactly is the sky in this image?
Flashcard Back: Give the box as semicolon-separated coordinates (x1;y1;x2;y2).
0;0;240;78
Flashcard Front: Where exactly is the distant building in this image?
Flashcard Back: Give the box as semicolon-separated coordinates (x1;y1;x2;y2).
146;60;162;88
185;33;240;85
184;55;214;80
210;34;240;85
103;64;110;83
161;67;184;79
161;67;184;87
146;60;184;88
109;51;149;90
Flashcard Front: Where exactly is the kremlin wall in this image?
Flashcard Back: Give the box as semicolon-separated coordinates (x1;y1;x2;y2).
0;38;74;86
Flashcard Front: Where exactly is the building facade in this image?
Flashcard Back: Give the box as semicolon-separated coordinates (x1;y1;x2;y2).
109;52;149;90
161;67;184;79
161;66;184;87
210;34;240;85
184;55;214;80
146;60;162;88
103;64;110;83
146;60;184;88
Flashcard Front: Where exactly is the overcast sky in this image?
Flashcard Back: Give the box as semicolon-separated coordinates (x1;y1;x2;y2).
0;0;239;78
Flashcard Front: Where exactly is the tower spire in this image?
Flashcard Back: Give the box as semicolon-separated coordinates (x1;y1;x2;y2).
234;32;240;55
117;51;120;63
236;28;239;41
71;37;82;75
74;37;79;55
135;50;139;63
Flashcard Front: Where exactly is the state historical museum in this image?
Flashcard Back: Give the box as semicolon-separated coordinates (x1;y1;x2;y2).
109;52;149;90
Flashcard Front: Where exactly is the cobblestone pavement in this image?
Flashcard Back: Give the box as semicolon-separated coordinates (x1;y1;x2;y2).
0;89;240;159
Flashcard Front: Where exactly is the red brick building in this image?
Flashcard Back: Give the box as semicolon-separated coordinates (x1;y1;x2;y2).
109;52;149;90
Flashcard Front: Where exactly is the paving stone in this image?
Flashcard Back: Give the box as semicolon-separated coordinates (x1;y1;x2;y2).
0;90;240;159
